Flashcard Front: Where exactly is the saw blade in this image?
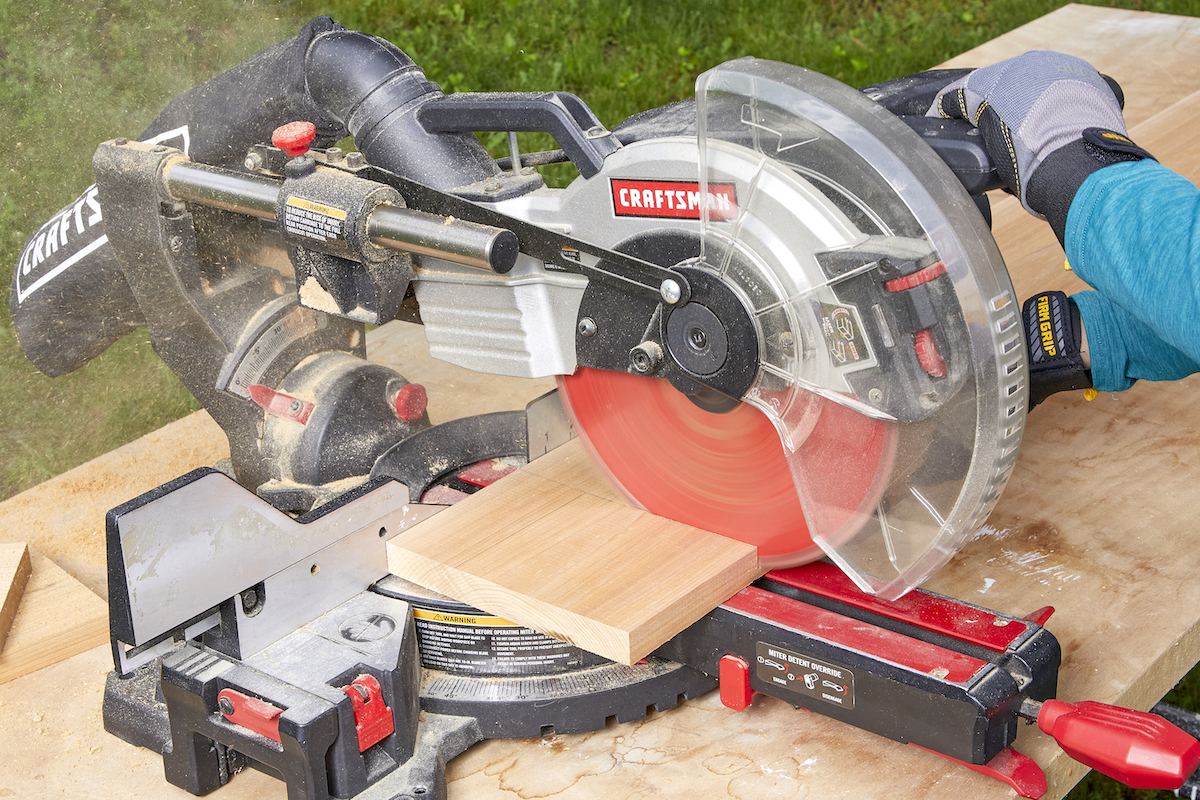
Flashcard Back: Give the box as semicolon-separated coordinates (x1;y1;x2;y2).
533;59;1027;599
558;368;896;567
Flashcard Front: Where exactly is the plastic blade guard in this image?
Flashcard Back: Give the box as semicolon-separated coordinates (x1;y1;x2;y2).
564;59;1026;599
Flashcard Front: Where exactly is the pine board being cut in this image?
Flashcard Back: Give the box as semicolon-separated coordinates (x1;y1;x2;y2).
388;439;762;664
0;543;31;652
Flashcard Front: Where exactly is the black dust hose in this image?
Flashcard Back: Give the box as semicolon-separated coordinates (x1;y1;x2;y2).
304;29;497;190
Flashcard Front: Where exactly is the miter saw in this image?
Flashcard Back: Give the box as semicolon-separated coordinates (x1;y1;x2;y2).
13;16;1200;800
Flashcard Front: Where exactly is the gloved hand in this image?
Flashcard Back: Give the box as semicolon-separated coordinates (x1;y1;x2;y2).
927;50;1153;242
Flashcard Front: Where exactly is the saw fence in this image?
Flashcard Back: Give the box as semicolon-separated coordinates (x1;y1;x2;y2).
3;5;1200;799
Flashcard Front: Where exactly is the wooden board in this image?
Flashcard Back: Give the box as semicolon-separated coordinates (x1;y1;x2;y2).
939;3;1200;131
0;543;31;652
0;552;108;685
389;439;762;664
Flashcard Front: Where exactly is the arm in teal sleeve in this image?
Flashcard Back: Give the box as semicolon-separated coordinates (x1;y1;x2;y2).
1071;290;1200;392
1066;159;1200;383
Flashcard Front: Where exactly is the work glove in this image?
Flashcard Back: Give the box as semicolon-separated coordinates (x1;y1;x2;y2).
1022;290;1092;408
928;51;1153;243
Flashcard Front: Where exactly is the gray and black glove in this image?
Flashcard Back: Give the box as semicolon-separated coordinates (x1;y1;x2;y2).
928;50;1153;243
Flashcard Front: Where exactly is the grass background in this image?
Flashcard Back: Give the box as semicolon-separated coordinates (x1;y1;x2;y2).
3;0;1200;796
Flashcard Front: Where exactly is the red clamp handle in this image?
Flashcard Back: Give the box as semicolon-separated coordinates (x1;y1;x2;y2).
1038;699;1200;789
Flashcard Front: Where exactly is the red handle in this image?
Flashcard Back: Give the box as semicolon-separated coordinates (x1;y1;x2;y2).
1038;699;1200;789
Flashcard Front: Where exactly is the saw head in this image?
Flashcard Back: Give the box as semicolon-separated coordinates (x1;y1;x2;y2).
558;58;1026;599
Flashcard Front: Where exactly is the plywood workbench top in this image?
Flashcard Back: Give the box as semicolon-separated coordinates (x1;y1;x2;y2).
4;6;1200;798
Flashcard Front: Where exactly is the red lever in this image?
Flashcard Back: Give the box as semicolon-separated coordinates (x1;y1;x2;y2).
272;121;317;157
342;674;394;752
1034;699;1200;789
248;384;313;424
218;688;283;742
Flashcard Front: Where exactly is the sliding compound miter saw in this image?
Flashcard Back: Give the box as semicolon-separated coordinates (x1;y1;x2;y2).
14;16;1200;800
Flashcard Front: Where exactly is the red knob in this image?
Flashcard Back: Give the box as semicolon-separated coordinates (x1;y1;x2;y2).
392;383;428;422
272;121;316;157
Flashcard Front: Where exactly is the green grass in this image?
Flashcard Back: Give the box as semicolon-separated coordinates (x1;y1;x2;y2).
4;1;1200;797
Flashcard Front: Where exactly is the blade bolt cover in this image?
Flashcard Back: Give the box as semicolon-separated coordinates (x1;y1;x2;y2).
629;342;664;374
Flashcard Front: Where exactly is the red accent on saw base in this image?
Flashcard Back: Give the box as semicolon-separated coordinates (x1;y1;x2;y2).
420;485;471;505
557;369;893;565
914;744;1047;799
218;688;282;743
766;561;1030;652
724;585;988;684
272;121;316;157
718;654;754;711
458;459;517;488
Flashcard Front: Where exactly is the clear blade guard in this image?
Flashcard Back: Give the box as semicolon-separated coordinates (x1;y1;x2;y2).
693;59;1027;599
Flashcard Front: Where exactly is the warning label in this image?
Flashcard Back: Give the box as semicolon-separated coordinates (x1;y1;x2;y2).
755;641;855;710
412;608;604;675
611;179;737;220
284;196;346;243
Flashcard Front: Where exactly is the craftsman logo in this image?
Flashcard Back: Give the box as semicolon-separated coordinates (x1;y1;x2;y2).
755;642;856;710
339;613;396;642
14;125;190;304
611;179;737;220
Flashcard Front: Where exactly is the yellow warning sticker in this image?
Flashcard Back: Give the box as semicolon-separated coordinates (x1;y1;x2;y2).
287;196;347;220
412;608;520;627
284;196;347;243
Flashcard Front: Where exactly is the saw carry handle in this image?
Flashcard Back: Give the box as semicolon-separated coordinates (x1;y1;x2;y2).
1022;697;1200;790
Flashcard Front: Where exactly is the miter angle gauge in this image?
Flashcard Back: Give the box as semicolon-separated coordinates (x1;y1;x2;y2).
555;58;1027;599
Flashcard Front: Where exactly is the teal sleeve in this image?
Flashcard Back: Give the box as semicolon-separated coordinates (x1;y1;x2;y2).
1065;159;1200;391
1071;290;1200;392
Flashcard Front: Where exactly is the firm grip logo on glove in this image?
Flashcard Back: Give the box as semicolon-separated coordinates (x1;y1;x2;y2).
1037;294;1059;358
610;179;737;220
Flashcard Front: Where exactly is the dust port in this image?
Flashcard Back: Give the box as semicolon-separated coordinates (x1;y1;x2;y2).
540;725;555;737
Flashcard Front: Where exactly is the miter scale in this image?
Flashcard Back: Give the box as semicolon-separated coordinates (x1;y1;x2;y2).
12;18;1199;799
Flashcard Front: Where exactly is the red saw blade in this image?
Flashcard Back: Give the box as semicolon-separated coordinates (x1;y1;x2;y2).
558;368;896;566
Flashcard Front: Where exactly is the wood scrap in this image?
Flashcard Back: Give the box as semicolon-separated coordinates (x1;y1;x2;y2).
0;552;108;685
389;439;762;665
0;543;31;653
